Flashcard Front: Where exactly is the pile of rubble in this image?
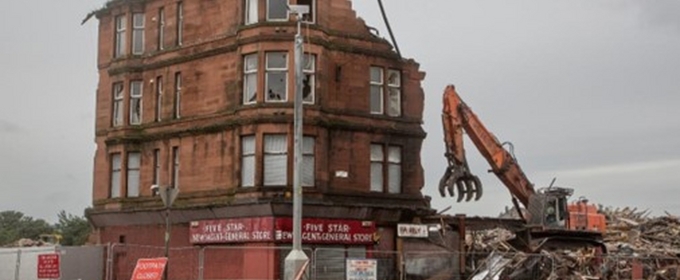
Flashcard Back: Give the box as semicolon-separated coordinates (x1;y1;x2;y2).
467;208;680;280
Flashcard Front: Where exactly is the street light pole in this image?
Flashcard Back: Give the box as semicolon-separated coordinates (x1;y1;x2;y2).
156;185;178;280
284;5;310;280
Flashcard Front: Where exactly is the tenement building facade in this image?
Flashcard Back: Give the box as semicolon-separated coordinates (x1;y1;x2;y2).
88;0;430;278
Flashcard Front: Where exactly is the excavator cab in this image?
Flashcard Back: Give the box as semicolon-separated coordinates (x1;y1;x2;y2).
527;187;572;230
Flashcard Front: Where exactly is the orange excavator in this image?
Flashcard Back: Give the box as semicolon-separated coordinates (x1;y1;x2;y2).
438;84;606;251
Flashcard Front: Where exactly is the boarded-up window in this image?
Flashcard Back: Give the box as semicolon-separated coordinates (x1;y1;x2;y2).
264;135;287;186
127;152;141;197
241;136;256;187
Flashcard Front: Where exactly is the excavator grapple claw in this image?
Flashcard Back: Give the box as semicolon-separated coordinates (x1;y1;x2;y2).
439;167;484;202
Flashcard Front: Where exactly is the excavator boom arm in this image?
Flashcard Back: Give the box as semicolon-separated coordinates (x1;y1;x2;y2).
439;85;535;206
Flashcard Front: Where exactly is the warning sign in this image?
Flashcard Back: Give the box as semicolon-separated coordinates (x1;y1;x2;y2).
37;253;60;279
130;258;168;280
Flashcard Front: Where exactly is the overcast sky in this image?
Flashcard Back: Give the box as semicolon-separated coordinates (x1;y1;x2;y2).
1;0;678;222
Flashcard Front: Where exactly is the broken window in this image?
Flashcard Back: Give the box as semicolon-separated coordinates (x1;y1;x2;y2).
297;0;315;23
114;15;126;58
158;8;165;50
303;136;315;186
174;72;181;119
126;152;141;197
245;0;258;25
264;134;287;186
132;13;145;55
267;0;288;21
155;76;163;122
129;81;143;125
303;53;315;104
370;144;384;192
265;52;288;102
110;153;122;198
241;136;256;187
387;69;401;117
370;67;383;114
243;54;258;104
112;82;124;127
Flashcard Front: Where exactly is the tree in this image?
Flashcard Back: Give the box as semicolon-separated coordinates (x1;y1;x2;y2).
54;210;91;246
0;211;54;246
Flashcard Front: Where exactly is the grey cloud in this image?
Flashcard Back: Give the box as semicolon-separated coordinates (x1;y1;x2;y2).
636;1;680;32
0;119;22;133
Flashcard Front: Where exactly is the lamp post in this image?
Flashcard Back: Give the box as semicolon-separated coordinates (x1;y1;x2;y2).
155;185;178;280
284;4;310;280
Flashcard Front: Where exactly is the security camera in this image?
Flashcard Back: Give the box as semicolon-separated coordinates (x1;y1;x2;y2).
150;184;160;196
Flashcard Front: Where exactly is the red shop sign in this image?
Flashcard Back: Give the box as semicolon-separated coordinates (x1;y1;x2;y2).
190;217;275;244
37;253;60;279
275;218;376;244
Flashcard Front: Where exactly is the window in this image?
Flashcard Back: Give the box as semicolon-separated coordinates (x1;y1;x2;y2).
176;2;183;46
241;136;256;187
370;144;402;193
155;76;163;122
267;0;288;21
126;152;141;197
369;67;383;114
303;54;315;104
129;80;143;125
265;52;288;102
110;153;122;198
302;136;315;186
386;70;401;117
171;146;179;187
112;82;124;127
370;145;383;192
132;13;145;55
153;149;161;186
387;146;402;193
298;0;315;23
245;0;258;25
173;72;181;119
264;134;287;186
158;8;165;50
114;15;126;58
243;54;258;104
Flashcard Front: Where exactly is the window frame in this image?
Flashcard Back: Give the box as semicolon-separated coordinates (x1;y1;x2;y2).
129;80;143;125
263;134;288;186
266;0;289;22
369;67;384;114
171;146;180;188
176;2;184;46
302;53;316;104
112;82;124;127
110;153;122;198
241;135;256;187
126;152;141;197
132;13;145;55
243;54;258;105
245;0;259;25
386;69;402;117
153;149;161;186
155;76;163;122
265;52;289;103
114;15;127;58
302;136;315;187
158;8;165;50
369;144;403;193
387;146;402;193
369;144;384;192
173;72;182;119
298;0;316;24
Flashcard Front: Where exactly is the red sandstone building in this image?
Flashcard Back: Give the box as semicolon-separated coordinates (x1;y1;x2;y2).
87;0;435;278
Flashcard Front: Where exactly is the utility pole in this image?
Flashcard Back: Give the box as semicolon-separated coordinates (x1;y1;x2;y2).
284;4;309;280
157;185;179;280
